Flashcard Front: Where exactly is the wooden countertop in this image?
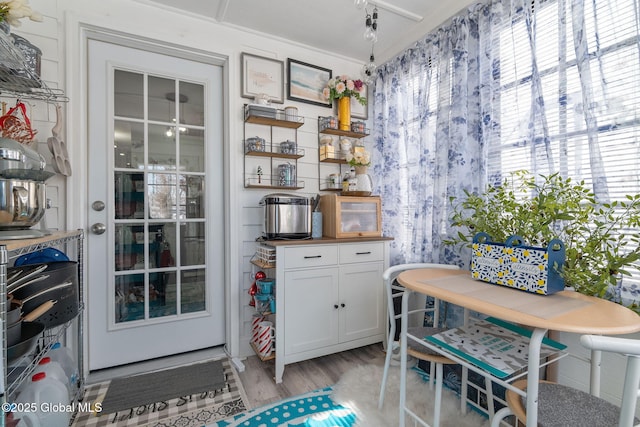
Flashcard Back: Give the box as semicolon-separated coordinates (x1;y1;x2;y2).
259;236;393;246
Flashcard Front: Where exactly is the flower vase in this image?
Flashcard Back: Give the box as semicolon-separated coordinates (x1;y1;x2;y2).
354;165;372;195
338;96;351;131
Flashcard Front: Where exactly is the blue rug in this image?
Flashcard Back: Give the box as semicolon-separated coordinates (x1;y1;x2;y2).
213;387;357;427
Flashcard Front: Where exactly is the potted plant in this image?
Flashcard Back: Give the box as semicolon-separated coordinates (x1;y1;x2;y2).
445;171;640;313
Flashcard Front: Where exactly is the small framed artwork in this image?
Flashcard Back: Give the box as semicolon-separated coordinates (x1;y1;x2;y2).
241;52;284;104
351;83;368;119
287;59;332;107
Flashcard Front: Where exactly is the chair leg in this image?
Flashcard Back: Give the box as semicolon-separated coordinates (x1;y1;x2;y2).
433;362;443;427
619;356;640;427
378;336;395;409
490;406;513;427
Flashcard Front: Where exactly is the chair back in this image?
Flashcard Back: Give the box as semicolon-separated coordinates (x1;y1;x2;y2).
384;263;460;340
580;334;640;427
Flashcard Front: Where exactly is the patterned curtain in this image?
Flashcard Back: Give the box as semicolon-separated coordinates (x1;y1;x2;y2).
371;4;493;268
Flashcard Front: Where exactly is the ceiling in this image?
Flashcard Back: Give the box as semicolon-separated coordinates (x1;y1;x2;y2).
139;0;477;64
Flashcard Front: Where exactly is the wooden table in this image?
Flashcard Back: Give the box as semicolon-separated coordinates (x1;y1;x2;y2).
396;268;640;426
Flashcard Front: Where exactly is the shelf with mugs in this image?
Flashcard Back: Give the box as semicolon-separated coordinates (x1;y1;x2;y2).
244;138;305;160
244;104;304;129
317;116;369;192
318;116;369;138
244;104;304;190
250;340;276;361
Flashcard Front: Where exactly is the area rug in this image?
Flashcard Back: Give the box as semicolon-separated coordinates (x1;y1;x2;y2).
213;387;356;427
212;364;489;427
101;360;226;413
71;358;249;427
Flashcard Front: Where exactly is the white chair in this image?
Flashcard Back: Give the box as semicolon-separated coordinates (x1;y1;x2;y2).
491;334;640;427
377;263;460;426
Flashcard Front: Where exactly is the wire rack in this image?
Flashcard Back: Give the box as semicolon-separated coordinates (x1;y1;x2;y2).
0;31;68;103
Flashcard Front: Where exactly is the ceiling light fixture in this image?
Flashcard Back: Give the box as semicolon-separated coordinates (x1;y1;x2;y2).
360;6;379;85
363;7;378;43
361;49;376;86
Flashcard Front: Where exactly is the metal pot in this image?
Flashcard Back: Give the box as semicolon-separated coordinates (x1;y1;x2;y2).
0;137;46;172
0;178;46;229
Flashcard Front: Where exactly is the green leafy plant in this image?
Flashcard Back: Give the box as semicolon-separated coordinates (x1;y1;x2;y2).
445;171;640;313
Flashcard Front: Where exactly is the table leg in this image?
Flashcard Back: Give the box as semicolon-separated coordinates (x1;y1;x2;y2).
399;290;411;427
525;328;547;426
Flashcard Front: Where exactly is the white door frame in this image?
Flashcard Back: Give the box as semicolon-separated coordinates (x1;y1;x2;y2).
65;23;236;375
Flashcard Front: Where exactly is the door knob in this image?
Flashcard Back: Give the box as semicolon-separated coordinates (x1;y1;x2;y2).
92;200;105;211
91;223;106;235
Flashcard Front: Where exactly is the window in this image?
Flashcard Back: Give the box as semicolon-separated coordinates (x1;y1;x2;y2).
486;0;640;299
488;0;640;197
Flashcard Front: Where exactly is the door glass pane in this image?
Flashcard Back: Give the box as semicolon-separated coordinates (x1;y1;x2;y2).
115;224;144;271
114;70;143;119
115;274;145;323
180;133;205;172
179;81;204;126
149;124;176;168
183;176;204;218
150;272;177;318
114;172;144;220
148;76;175;122
181;269;206;313
114;120;144;169
181;223;205;266
153;223;176;268
148;173;176;219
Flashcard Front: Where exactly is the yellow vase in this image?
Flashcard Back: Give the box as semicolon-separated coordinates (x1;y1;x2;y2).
338;96;351;131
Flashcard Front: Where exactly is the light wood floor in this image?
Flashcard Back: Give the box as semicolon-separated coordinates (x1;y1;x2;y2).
237;343;386;409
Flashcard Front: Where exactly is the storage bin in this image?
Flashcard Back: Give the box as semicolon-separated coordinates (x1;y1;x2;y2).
470;232;565;295
319;194;382;238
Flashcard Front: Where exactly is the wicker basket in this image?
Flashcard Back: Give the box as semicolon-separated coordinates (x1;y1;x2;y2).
255;245;276;267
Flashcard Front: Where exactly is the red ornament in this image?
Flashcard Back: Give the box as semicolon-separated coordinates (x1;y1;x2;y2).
249;271;266;307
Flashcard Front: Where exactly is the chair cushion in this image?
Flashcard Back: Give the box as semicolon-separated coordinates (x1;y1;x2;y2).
521;382;639;427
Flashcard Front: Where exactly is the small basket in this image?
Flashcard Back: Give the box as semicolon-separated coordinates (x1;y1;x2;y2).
256;245;276;267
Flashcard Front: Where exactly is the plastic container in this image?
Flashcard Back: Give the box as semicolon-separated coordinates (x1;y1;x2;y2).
15;372;71;427
34;357;71;400
48;342;79;399
256;278;274;295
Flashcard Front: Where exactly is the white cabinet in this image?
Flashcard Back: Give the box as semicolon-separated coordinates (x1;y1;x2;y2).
268;239;390;383
283;268;339;355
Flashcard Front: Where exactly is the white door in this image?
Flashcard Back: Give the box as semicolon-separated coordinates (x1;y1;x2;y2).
87;39;225;370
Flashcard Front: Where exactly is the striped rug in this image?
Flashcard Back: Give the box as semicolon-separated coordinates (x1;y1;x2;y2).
71;358;249;427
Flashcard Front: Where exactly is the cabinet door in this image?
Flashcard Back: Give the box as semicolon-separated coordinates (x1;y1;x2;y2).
339;262;384;342
283;268;340;355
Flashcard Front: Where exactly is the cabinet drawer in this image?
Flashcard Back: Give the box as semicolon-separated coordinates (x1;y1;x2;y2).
339;242;384;264
284;245;338;269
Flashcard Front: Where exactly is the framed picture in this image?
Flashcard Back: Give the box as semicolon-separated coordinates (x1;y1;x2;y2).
351;83;368;119
287;59;332;107
241;53;284;103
